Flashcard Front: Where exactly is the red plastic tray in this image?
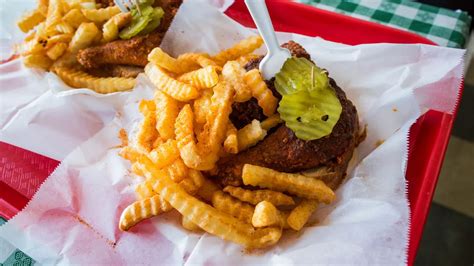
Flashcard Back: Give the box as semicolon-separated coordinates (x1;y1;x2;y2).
0;1;462;265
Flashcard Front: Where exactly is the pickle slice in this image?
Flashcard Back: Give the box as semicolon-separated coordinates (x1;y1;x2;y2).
275;57;342;140
275;57;328;96
278;89;341;140
119;6;154;40
140;7;164;35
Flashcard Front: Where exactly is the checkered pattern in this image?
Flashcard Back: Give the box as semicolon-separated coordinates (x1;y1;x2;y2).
0;217;35;266
298;0;472;48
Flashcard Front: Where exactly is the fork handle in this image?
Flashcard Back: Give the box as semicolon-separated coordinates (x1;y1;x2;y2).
115;0;130;13
244;0;280;55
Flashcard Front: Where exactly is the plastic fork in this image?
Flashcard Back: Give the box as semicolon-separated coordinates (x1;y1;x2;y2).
244;0;291;80
114;0;141;14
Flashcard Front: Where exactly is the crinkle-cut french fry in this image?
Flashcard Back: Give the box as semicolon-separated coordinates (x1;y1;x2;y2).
38;0;48;16
102;12;131;42
35;21;60;40
139;99;155;115
119;194;172;231
177;66;219;89
52;51;78;68
120;146;142;162
52;66;136;93
68;22;100;53
137;158;282;249
66;0;96;10
55;21;75;34
24;31;36;42
182;215;201;232
237;119;267;152
223;186;295;206
164;158;188;183
244;69;278;116
222;61;252;102
252;201;280;228
63;9;89;29
223;122;238;154
154;90;179;140
145;64;200;101
212;191;254;224
152;137;164;149
131;161;144;176
135;181;156;200
213;35;263;65
138;160;192;195
242;164;336;203
189;169;205;189
148;47;185;73
177;53;218;69
148;139;180;168
45;0;63;28
23;54;53;70
175;104;215;170
82;6;121;23
137;157;192;191
196;178;220;203
136;100;158;152
45;34;73;49
176;81;234;170
193;89;213;125
18;9;45;33
199;81;234;151
287;200;318;231
260;114;282;131
21;33;71;56
46;42;68;60
179;177;199;195
19;38;45;56
81;1;97;10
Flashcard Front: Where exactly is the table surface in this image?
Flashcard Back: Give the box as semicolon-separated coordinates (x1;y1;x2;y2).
298;0;472;48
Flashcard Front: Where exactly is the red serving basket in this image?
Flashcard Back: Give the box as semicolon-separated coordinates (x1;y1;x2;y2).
0;1;462;265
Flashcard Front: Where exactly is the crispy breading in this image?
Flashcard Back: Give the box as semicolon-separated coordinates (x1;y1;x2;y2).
77;0;181;70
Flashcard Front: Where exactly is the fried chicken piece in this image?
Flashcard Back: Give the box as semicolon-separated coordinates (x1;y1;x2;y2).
89;65;144;78
107;65;144;78
96;0;114;7
281;41;311;60
77;0;181;69
77;32;163;68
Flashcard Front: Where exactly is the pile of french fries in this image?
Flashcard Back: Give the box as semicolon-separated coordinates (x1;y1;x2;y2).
17;0;135;93
119;36;336;249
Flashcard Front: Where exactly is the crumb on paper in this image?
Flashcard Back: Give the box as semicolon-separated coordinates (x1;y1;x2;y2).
119;128;128;147
375;139;385;148
73;214;117;249
392;108;398;112
109;128;129;150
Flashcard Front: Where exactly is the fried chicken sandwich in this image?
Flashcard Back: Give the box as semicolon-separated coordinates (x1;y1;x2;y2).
214;41;362;190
